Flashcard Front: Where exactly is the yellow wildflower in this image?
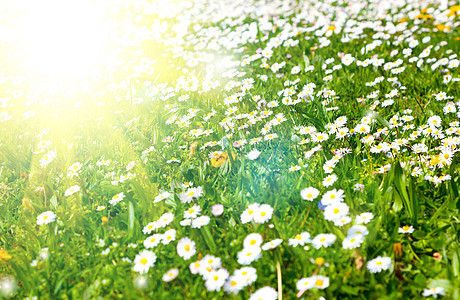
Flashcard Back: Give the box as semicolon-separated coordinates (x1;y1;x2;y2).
0;249;11;260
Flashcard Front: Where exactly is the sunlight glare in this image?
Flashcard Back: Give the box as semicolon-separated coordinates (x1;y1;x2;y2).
12;0;110;82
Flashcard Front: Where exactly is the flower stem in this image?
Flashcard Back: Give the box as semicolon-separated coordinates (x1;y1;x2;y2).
277;259;282;300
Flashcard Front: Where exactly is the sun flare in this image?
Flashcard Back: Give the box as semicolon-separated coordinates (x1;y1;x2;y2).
6;0;111;83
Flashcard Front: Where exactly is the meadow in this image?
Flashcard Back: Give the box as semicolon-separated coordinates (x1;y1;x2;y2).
0;0;459;298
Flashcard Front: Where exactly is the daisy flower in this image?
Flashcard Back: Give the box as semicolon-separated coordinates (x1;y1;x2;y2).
322;174;338;187
296;277;315;292
323;202;349;222
179;186;204;203
205;269;229;292
237;247;262;265
36;211;56;225
247;149;261;160
264;133;278;141
64;185;80;196
143;222;159;235
224;275;246;295
253;204;273;224
200;255;222;274
109;192;125;205
356;212;374;224
311;133;329;143
236;267;257;286
154;191;171;203
321;189;345;206
249;286;278;300
334;216;352;227
177;237;196;260
367;256;392;273
96;206;105;211
162;268;179;282
143;234;163;249
243;233;263;248
189;260;202;275
342;234;364;249
262;239;283;251
312;275;330;289
288;232;311;247
162;229;176;245
311;233;337;249
300;187;320;201
157;212;174;227
39;150;57;168
67;162;82;178
241;203;260;224
191;215;210;228
184;204;201;219
133;250;157;274
399;225;414;234
347;225;369;236
422;287;445;298
289;165;301;172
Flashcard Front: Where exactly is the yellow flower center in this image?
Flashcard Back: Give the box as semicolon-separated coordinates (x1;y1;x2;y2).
141;258;148;265
250;240;256;245
213;276;219;281
185;245;190;251
320;238;326;242
307;193;312;198
315;280;323;287
403;226;410;231
261;211;266;217
315;257;324;265
231;280;237;286
43;215;48;220
333;208;339;214
376;261;382;265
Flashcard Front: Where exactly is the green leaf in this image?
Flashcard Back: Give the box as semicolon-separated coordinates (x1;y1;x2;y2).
340;284;359;295
303;54;310;68
49;194;58;210
83;279;100;300
201;226;217;253
393;162;413;219
128;201;135;237
392;189;403;212
453;249;460;278
413;274;427;288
